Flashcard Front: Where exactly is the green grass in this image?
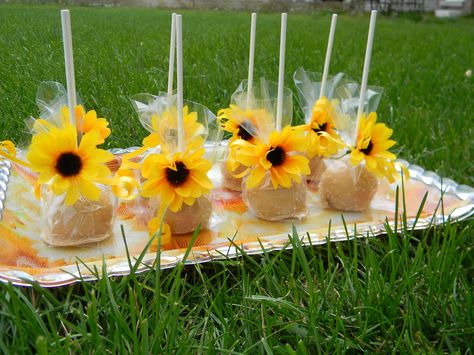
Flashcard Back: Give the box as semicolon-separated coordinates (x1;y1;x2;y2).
0;5;473;353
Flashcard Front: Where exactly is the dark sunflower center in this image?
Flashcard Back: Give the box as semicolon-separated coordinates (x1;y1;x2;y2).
361;141;374;155
238;125;253;141
166;161;189;186
266;146;286;166
55;152;83;177
312;122;328;135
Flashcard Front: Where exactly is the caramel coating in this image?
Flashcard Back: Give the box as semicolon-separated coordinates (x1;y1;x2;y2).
221;164;246;191
307;155;327;185
319;165;378;212
43;192;114;246
243;181;307;221
165;196;212;235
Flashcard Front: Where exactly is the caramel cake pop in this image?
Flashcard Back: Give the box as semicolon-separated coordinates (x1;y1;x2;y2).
218;13;267;192
318;11;406;212
243;174;307;220
234;125;310;221
18;11;124;247
228;14;311;221
163;196;212;235
319;112;403;212
319;162;378;212
42;187;115;246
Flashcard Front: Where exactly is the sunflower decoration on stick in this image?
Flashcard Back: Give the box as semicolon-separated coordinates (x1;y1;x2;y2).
229;14;311;221
130;14;220;241
318;11;408;212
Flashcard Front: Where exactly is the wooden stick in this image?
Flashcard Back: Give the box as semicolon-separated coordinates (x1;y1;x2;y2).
60;9;79;144
319;14;338;99
176;14;184;152
246;13;257;108
167;13;176;96
355;10;377;146
276;13;287;132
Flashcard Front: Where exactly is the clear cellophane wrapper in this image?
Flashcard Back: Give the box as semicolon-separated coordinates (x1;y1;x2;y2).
294;68;344;185
228;79;293;143
323;79;384;211
293;67;344;123
293;68;384;187
229;79;309;220
242;173;308;221
221;78;293;191
130;92;222;159
294;67;384;143
130;93;222;234
21;82;117;246
26;81;84;133
221;163;246;191
332;77;383;146
41;185;117;246
319;157;378;212
307;155;327;186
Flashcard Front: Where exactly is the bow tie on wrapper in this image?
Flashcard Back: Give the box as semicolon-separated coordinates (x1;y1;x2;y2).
119;93;222;245
0;82;139;246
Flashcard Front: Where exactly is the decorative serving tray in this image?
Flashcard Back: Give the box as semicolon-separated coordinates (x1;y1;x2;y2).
0;149;473;287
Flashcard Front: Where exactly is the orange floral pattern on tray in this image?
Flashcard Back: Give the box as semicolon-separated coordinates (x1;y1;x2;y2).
0;154;473;287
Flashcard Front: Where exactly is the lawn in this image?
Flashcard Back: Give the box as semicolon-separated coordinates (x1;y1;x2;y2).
0;4;473;353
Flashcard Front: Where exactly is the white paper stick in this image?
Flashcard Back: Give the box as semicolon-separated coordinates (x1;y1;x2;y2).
176;14;184;152
246;13;257;107
276;13;287;132
167;13;176;96
60;9;79;143
319;14;338;99
355;10;377;146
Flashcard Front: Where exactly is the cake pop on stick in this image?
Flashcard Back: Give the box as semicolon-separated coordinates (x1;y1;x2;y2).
232;13;310;221
20;10;130;246
319;10;405;212
138;15;218;237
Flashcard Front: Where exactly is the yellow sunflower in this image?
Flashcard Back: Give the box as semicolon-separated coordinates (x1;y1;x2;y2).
303;97;344;157
349;112;399;181
26;124;114;205
218;105;272;145
61;105;111;143
140;144;213;212
231;125;310;189
147;218;172;246
218;105;272;173
142;105;206;151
